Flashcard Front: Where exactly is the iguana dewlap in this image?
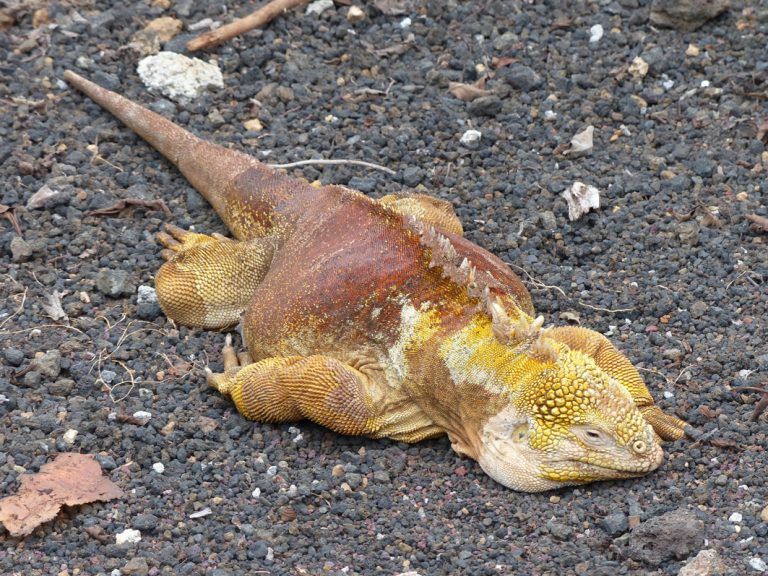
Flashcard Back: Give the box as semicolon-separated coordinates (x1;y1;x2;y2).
64;70;689;492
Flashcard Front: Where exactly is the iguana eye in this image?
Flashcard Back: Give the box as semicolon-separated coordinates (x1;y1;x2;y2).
585;429;602;440
512;423;528;443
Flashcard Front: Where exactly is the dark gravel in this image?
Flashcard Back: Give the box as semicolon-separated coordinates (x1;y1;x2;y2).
1;1;767;575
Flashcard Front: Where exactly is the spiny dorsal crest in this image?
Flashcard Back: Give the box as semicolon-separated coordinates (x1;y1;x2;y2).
488;299;558;363
411;218;557;362
411;218;503;298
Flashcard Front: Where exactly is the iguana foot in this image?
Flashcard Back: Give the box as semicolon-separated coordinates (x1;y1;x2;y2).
640;405;689;441
154;224;275;329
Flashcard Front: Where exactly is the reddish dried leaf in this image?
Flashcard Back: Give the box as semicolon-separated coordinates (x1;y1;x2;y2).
448;81;491;102
0;453;122;537
757;120;768;142
746;213;768;232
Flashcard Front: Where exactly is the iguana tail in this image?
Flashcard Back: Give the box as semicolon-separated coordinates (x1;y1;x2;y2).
63;70;313;240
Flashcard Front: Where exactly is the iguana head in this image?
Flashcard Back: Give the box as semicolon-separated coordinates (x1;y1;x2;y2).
436;308;666;492
476;344;664;492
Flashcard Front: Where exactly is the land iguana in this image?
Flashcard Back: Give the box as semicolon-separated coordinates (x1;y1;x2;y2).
63;70;691;492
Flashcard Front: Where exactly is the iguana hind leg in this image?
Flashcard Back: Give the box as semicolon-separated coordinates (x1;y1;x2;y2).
155;224;275;329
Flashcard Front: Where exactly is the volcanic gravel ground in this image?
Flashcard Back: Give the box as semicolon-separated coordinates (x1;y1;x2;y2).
1;1;767;574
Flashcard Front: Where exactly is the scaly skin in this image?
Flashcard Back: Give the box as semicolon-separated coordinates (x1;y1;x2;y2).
64;70;690;492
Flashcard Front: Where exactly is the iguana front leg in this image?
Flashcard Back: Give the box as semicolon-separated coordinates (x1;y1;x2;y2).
547;326;688;440
155;224;275;329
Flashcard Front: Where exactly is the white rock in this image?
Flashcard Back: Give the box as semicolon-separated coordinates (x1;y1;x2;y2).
347;6;365;22
561;182;601;221
750;557;767;571
266;547;274;561
252;487;261;498
589;24;603;43
267;465;278;476
152;462;165;474
62;429;78;445
306;0;334;15
460;129;482;145
115;528;142;545
729;512;743;523
400;17;412;28
132;410;152;425
137;285;157;304
663;391;674;399
701;80;711;88
137;52;223;102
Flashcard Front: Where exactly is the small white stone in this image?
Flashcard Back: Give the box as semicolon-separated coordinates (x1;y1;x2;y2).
137;51;223;102
400;17;412;28
62;429;78;445
700;80;710;88
663;391;674;399
661;74;674;90
749;557;767;571
115;528;142;545
266;547;274;561
460;129;482;144
347;6;365;22
252;487;261;498
544;110;557;120
589;24;603;43
729;512;743;523
133;410;152;425
152;462;165;474
137;285;157;304
267;465;278;476
306;0;334;16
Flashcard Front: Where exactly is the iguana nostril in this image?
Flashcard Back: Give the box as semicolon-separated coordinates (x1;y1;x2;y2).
633;440;647;454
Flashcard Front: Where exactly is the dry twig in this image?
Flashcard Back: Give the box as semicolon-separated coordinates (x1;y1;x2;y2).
187;0;308;51
268;158;396;175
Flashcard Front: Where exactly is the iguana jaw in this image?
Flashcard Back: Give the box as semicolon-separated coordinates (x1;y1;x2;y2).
475;406;664;492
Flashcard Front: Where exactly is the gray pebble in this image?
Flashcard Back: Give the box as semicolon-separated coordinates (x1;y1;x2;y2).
96;269;133;297
603;512;629;537
624;508;705;566
31;350;62;380
4;348;24;367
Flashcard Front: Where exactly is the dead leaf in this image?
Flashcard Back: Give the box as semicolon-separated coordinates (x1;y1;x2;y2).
0;453;122;537
746;213;768;232
373;0;409;15
374;34;415;57
551;15;574;30
561;182;600;221
342;87;387;103
491;56;518;69
87;198;172;218
559;311;581;324
198;415;219;433
562;125;594;157
26;184;62;210
757;120;768;142
42;290;68;322
448;82;491;102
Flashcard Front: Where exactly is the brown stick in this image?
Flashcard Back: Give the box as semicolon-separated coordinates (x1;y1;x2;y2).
187;0;308;52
